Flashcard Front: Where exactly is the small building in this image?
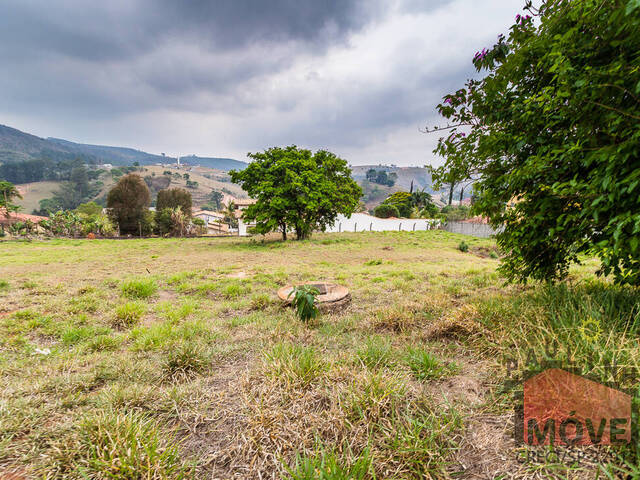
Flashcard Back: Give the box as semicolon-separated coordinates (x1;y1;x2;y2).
234;198;257;210
193;210;229;235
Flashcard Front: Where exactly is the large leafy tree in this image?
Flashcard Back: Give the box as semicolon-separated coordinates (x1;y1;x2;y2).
230;146;362;240
430;0;640;284
107;174;151;235
156;187;192;217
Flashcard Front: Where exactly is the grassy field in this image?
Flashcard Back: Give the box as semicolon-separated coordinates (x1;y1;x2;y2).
14;181;61;214
1;231;639;479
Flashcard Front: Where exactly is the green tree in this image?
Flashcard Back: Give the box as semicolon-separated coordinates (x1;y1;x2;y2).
373;204;400;218
430;0;640;284
381;191;413;218
207;190;224;210
75;201;103;217
0;180;22;217
230;146;362;240
70;166;89;197
156;188;192;217
106;174;151;235
222;201;238;229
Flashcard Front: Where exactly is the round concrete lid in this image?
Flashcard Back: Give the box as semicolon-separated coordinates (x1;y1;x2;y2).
277;282;350;304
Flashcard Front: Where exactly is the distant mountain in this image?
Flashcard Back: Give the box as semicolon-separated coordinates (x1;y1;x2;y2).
175;155;247;171
0;124;247;171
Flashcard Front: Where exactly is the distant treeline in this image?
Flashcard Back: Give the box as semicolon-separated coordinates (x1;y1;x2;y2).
0;156;100;184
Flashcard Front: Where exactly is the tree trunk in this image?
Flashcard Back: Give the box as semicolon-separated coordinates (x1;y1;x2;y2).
459;186;464;203
281;223;287;241
448;184;454;205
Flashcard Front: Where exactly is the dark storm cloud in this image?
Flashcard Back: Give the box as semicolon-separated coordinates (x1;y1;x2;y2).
0;0;387;114
0;0;381;61
0;0;517;165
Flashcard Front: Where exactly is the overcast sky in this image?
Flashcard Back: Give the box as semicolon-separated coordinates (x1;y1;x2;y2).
0;0;521;167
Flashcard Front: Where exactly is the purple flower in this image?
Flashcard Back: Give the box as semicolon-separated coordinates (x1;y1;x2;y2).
461;133;466;137
515;14;521;22
444;98;452;105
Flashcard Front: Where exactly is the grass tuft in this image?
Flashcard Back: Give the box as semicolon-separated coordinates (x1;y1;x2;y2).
356;336;395;369
76;410;190;478
121;278;157;299
162;342;210;381
114;301;146;328
264;343;327;387
404;347;459;381
285;446;374;480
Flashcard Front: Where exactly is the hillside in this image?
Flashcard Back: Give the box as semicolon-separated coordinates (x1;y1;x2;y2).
0;124;247;171
14;164;247;215
351;165;438;209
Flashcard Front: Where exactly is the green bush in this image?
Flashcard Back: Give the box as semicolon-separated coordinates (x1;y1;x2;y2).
458;241;469;253
373;204;400;218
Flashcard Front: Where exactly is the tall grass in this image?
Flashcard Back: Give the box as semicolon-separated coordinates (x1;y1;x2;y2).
76;410;190;478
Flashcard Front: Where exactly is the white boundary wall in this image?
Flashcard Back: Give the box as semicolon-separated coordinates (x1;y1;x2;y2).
239;213;440;236
325;213;440;233
443;221;497;238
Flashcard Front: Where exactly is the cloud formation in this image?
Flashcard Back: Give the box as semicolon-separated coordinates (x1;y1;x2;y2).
0;0;521;166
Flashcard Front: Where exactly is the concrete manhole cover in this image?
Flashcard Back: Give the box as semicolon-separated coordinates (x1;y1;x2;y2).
277;282;351;312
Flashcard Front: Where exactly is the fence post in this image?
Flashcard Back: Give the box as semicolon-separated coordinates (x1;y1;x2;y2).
370;223;373;231
398;223;402;231
413;223;416;231
339;223;341;232
354;223;357;232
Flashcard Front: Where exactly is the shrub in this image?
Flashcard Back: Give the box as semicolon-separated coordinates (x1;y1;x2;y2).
121;278;157;299
114;302;146;328
458;241;469;253
288;285;319;322
0;280;9;291
373;204;400;218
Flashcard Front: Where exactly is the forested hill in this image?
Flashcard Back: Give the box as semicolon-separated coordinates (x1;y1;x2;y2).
0;124;247;183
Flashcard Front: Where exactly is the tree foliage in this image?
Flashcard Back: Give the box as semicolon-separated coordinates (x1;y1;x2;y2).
230;146;362;240
106;174;151;235
430;0;640;284
156;188;192;217
365;169;397;187
373;204;400;218
380;192;413;218
0;180;22;217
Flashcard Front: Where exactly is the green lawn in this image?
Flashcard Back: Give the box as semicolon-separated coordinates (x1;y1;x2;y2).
0;232;637;479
